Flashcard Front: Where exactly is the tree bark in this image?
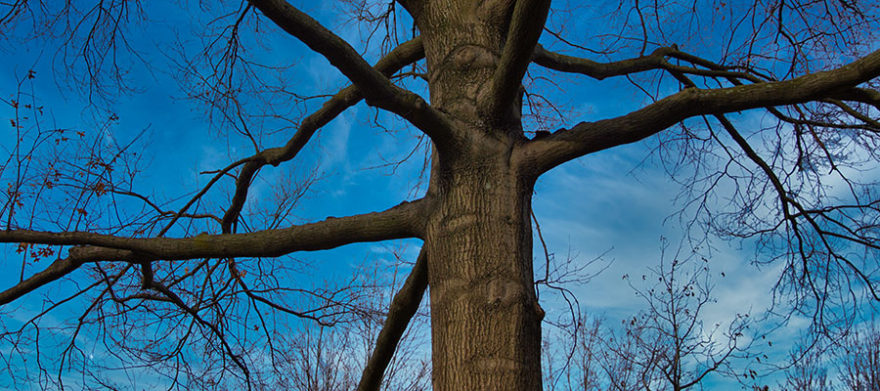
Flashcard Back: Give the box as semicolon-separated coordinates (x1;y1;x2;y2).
424;138;543;391
407;2;545;389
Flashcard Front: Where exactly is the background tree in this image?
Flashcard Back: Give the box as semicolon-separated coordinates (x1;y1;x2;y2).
270;262;431;391
545;244;754;391
612;249;752;391
1;1;880;390
837;318;880;391
778;318;880;391
781;345;835;391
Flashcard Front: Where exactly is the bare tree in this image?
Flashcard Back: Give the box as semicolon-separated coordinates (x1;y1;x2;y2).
781;345;836;391
550;315;605;391
269;259;430;391
837;319;880;391
1;1;880;390
779;318;880;391
610;249;752;391
544;245;754;391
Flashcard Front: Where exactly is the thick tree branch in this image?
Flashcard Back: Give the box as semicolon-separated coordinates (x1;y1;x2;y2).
532;45;676;80
0;247;136;305
482;0;550;122
1;198;430;306
519;49;880;174
829;87;880;110
533;44;777;83
357;249;428;391
0;258;82;305
0;198;430;269
247;0;453;147
222;37;426;232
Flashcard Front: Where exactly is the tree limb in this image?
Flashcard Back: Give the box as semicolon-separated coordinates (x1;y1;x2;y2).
222;37;425;232
357;249;428;391
482;0;550;122
0;247;136;305
0;198;430;271
532;44;778;83
828;87;880;110
395;0;422;19
532;44;676;80
247;0;454;147
520;48;880;173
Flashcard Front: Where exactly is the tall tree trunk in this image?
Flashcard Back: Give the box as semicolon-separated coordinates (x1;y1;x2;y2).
425;143;543;391
407;1;544;389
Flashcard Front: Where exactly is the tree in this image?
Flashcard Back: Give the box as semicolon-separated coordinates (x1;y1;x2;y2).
546;246;753;391
837;319;880;391
781;344;835;390
779;318;880;391
611;252;752;391
2;1;880;390
269;264;431;391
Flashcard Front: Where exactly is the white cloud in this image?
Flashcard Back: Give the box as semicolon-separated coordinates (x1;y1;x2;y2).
532;144;786;332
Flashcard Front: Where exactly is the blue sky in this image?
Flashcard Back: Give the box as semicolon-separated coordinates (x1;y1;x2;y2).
1;0;878;389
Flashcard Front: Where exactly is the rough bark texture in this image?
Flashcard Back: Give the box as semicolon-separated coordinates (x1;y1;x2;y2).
3;1;880;390
425;138;542;391
410;2;547;389
426;135;541;390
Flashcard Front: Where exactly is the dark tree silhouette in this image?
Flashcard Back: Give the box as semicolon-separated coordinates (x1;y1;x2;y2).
545;247;754;391
837;320;880;391
2;1;880;390
610;253;751;391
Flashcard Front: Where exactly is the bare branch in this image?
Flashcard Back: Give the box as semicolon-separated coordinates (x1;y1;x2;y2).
0;247;134;305
482;0;550;123
521;48;880;173
531;45;770;83
357;249;427;391
532;45;677;80
222;37;425;232
394;0;421;19
0;198;431;306
247;0;454;146
829;87;880;109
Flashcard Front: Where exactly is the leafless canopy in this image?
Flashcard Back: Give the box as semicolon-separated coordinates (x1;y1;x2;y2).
1;0;879;389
